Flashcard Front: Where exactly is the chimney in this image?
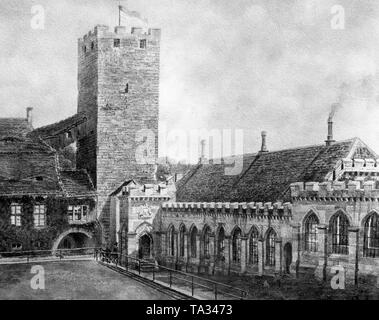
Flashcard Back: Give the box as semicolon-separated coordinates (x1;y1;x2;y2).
325;114;335;146
26;107;33;126
259;131;268;153
199;139;208;164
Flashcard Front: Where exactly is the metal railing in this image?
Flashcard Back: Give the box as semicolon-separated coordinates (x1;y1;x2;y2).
0;247;98;263
95;249;248;300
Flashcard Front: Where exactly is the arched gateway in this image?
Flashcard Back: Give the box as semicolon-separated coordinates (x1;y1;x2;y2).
52;227;95;255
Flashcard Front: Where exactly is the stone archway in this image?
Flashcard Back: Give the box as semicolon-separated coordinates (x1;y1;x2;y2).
52;227;94;255
138;233;153;259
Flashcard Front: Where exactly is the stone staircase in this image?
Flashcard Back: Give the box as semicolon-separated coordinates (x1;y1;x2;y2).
139;258;156;272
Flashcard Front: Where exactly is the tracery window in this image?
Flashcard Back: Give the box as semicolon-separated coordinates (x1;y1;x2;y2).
330;212;349;255
304;213;319;252
364;212;379;258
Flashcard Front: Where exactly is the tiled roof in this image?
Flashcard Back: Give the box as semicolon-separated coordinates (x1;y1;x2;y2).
0;118;33;138
0;137;95;198
59;170;96;197
28;112;87;140
176;138;377;203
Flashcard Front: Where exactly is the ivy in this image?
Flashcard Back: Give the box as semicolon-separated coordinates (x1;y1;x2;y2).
0;196;97;254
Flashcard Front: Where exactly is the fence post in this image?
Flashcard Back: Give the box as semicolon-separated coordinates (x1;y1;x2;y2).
169;270;172;288
153;264;155;281
139;259;141;275
126;256;128;271
60;250;62;260
215;284;218;300
191;276;194;296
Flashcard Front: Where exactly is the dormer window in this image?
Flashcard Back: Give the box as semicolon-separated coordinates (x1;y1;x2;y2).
140;39;146;49
114;39;121;48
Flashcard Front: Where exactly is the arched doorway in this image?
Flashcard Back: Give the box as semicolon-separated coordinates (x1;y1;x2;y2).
283;242;292;274
138;233;152;259
58;233;93;250
52;228;94;255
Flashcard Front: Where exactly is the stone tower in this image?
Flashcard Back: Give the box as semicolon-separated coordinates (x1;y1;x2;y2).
77;25;161;243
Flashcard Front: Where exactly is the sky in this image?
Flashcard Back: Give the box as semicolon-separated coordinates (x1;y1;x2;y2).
1;0;379;162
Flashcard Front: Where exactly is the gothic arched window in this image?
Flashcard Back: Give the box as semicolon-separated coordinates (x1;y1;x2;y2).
364;212;379;258
190;226;197;258
232;227;242;263
217;227;225;260
304;213;319;252
266;229;276;266
179;225;186;257
203;226;211;258
167;226;175;256
330;212;349;255
249;227;259;265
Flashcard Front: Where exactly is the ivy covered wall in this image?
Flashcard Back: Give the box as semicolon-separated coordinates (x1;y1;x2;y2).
0;196;97;253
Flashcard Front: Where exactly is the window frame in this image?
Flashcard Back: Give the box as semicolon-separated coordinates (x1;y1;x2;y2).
33;204;46;228
10;204;22;226
330;212;349;255
304;213;319;252
249;227;259;265
203;226;211;259
68;205;89;223
179;225;185;257
266;229;276;267
139;39;147;49
232;228;242;263
364;212;379;258
190;227;197;258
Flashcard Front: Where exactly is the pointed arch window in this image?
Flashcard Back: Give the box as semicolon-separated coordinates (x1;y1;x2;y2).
217;227;225;260
304;213;319;252
179;225;186;257
364;212;379;258
190;226;197;258
167;226;175;256
266;229;276;266
330;212;349;255
203;226;211;258
232;227;242;263
249;227;259;265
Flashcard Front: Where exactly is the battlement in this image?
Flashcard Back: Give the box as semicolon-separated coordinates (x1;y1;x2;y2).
120;183;170;199
290;180;379;200
341;158;379;173
161;201;292;220
80;25;161;42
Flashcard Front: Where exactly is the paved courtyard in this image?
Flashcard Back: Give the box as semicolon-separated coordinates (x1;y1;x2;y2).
0;260;172;300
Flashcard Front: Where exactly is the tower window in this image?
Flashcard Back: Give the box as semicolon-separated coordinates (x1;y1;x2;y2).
83;45;87;53
91;41;95;50
125;83;129;93
114;39;121;48
140;39;146;49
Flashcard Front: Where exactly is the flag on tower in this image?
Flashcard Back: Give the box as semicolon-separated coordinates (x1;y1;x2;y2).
118;5;148;27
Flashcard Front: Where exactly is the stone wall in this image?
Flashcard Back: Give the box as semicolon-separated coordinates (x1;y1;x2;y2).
77;25;161;243
155;202;294;276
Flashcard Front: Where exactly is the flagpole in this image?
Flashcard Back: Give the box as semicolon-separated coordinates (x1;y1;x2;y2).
118;5;121;26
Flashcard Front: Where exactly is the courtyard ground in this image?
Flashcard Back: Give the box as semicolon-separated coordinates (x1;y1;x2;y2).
196;272;379;300
0;260;173;300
